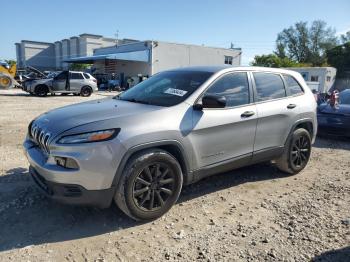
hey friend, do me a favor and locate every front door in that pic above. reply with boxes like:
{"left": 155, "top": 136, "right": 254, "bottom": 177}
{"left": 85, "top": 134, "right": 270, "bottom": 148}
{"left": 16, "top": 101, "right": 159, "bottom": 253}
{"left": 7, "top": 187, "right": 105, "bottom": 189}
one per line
{"left": 189, "top": 72, "right": 257, "bottom": 169}
{"left": 52, "top": 71, "right": 68, "bottom": 92}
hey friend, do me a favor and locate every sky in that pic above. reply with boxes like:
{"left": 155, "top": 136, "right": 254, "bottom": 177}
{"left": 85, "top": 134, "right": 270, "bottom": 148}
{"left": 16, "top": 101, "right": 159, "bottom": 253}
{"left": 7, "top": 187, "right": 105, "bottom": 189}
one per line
{"left": 1, "top": 0, "right": 350, "bottom": 65}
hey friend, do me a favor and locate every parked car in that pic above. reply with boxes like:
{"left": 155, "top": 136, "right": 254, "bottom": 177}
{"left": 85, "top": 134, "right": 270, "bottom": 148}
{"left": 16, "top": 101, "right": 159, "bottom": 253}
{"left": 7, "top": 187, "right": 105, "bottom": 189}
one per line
{"left": 25, "top": 71, "right": 97, "bottom": 97}
{"left": 23, "top": 66, "right": 317, "bottom": 221}
{"left": 317, "top": 89, "right": 350, "bottom": 137}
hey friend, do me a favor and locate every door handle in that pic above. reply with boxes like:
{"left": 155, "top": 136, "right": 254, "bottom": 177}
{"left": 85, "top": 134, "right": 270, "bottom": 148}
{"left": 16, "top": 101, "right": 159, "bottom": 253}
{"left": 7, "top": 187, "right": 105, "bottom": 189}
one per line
{"left": 241, "top": 111, "right": 255, "bottom": 118}
{"left": 287, "top": 104, "right": 297, "bottom": 109}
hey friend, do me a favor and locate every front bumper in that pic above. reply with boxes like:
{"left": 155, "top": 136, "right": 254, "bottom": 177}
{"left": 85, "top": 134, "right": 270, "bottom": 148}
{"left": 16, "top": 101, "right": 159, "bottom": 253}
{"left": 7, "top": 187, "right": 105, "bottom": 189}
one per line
{"left": 29, "top": 166, "right": 115, "bottom": 208}
{"left": 23, "top": 137, "right": 126, "bottom": 190}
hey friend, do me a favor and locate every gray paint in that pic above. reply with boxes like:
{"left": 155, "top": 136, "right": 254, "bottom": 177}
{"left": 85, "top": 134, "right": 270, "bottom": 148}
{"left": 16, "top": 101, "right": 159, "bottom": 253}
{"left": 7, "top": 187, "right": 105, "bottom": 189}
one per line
{"left": 23, "top": 66, "right": 317, "bottom": 191}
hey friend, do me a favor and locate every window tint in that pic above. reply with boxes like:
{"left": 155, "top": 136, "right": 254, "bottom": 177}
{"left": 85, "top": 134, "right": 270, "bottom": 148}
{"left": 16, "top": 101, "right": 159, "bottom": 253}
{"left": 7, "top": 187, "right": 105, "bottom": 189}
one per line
{"left": 253, "top": 73, "right": 286, "bottom": 101}
{"left": 283, "top": 75, "right": 304, "bottom": 96}
{"left": 55, "top": 71, "right": 68, "bottom": 80}
{"left": 204, "top": 72, "right": 249, "bottom": 107}
{"left": 83, "top": 73, "right": 90, "bottom": 79}
{"left": 71, "top": 73, "right": 84, "bottom": 80}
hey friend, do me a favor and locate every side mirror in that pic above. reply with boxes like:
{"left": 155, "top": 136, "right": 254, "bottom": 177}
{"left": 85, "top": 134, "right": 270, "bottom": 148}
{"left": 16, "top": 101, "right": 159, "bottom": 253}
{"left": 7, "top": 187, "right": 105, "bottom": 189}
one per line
{"left": 195, "top": 94, "right": 226, "bottom": 110}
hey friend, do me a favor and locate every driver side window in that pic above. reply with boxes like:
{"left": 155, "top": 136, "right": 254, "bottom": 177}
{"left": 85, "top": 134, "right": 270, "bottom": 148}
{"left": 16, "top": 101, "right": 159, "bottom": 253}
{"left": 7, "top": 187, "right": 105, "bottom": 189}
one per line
{"left": 55, "top": 71, "right": 68, "bottom": 80}
{"left": 203, "top": 72, "right": 250, "bottom": 108}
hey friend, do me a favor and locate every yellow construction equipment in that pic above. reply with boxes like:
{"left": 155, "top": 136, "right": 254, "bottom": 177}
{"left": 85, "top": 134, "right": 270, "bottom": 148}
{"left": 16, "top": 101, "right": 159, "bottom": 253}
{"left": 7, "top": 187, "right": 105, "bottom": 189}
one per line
{"left": 0, "top": 63, "right": 18, "bottom": 89}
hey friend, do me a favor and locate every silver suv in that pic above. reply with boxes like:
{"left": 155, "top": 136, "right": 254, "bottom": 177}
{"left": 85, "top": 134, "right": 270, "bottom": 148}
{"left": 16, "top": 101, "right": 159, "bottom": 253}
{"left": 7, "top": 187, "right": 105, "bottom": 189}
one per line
{"left": 25, "top": 71, "right": 98, "bottom": 97}
{"left": 23, "top": 66, "right": 317, "bottom": 221}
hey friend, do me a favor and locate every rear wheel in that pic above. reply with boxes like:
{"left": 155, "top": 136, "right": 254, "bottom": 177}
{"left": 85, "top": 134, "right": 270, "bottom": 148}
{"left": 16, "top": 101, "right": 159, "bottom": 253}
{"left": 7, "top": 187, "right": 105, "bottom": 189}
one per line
{"left": 35, "top": 85, "right": 48, "bottom": 97}
{"left": 80, "top": 86, "right": 92, "bottom": 97}
{"left": 115, "top": 149, "right": 183, "bottom": 221}
{"left": 275, "top": 128, "right": 311, "bottom": 174}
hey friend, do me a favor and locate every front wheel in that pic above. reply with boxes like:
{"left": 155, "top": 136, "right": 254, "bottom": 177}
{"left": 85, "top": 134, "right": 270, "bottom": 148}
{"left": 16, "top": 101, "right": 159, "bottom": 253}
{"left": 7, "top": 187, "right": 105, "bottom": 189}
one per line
{"left": 35, "top": 85, "right": 48, "bottom": 97}
{"left": 275, "top": 128, "right": 312, "bottom": 174}
{"left": 115, "top": 149, "right": 183, "bottom": 221}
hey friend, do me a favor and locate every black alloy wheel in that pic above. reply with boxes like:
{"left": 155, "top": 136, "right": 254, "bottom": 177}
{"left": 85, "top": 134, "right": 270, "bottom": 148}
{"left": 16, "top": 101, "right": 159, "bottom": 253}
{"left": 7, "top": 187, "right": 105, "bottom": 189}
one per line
{"left": 116, "top": 149, "right": 183, "bottom": 221}
{"left": 290, "top": 134, "right": 311, "bottom": 169}
{"left": 132, "top": 162, "right": 175, "bottom": 211}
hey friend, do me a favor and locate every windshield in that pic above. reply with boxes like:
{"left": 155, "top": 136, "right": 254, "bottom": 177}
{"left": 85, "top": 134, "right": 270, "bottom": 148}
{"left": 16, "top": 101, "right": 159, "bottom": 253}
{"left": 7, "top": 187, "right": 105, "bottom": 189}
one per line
{"left": 118, "top": 71, "right": 213, "bottom": 107}
{"left": 339, "top": 90, "right": 350, "bottom": 105}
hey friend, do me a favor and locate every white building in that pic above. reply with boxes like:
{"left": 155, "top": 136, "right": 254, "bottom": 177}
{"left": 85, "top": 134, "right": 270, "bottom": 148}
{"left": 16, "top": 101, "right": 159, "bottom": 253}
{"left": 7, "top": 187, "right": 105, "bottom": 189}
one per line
{"left": 15, "top": 35, "right": 242, "bottom": 87}
{"left": 15, "top": 34, "right": 137, "bottom": 70}
{"left": 287, "top": 67, "right": 337, "bottom": 93}
{"left": 66, "top": 40, "right": 241, "bottom": 80}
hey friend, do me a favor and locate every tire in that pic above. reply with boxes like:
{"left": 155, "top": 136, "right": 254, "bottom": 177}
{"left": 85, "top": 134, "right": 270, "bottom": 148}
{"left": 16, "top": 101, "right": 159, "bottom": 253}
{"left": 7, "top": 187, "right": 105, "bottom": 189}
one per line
{"left": 115, "top": 149, "right": 183, "bottom": 221}
{"left": 80, "top": 86, "right": 92, "bottom": 97}
{"left": 35, "top": 85, "right": 48, "bottom": 97}
{"left": 275, "top": 128, "right": 312, "bottom": 174}
{"left": 0, "top": 75, "right": 13, "bottom": 89}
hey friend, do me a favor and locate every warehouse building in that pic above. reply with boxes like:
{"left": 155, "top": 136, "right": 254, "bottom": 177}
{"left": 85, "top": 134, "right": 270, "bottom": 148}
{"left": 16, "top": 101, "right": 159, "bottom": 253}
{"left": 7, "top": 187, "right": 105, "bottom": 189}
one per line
{"left": 15, "top": 34, "right": 242, "bottom": 87}
{"left": 65, "top": 40, "right": 241, "bottom": 78}
{"left": 15, "top": 34, "right": 137, "bottom": 70}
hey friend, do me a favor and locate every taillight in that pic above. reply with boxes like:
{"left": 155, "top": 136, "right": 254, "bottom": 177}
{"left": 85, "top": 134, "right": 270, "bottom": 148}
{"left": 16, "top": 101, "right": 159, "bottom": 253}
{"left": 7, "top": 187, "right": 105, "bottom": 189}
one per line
{"left": 93, "top": 79, "right": 97, "bottom": 83}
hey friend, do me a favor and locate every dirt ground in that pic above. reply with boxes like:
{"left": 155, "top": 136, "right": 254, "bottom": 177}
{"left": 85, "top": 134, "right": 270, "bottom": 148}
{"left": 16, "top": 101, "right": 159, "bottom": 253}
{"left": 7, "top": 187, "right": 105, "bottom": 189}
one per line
{"left": 0, "top": 89, "right": 349, "bottom": 262}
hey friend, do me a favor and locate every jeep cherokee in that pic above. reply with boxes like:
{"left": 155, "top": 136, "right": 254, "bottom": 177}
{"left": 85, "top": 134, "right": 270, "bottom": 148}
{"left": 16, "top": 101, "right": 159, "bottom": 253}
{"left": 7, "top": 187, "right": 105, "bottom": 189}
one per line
{"left": 23, "top": 66, "right": 317, "bottom": 221}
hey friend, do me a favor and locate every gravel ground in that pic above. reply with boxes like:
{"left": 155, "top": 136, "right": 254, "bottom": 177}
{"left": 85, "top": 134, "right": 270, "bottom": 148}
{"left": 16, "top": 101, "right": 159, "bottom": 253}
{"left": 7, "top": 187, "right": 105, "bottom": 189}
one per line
{"left": 0, "top": 89, "right": 349, "bottom": 262}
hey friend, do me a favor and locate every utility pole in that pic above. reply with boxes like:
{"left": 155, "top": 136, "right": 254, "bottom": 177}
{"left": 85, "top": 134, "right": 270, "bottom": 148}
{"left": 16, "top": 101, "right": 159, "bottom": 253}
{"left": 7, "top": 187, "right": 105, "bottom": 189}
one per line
{"left": 115, "top": 30, "right": 119, "bottom": 47}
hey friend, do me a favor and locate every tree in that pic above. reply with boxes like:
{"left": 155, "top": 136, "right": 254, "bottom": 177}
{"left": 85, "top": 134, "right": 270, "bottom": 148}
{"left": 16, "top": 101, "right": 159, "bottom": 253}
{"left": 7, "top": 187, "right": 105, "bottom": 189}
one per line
{"left": 276, "top": 20, "right": 338, "bottom": 66}
{"left": 250, "top": 54, "right": 299, "bottom": 68}
{"left": 327, "top": 42, "right": 350, "bottom": 77}
{"left": 69, "top": 63, "right": 90, "bottom": 71}
{"left": 340, "top": 31, "right": 350, "bottom": 44}
{"left": 5, "top": 59, "right": 16, "bottom": 66}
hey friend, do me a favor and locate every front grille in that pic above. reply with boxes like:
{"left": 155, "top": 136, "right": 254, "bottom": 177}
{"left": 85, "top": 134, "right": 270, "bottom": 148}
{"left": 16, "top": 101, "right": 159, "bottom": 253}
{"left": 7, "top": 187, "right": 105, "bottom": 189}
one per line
{"left": 30, "top": 122, "right": 51, "bottom": 154}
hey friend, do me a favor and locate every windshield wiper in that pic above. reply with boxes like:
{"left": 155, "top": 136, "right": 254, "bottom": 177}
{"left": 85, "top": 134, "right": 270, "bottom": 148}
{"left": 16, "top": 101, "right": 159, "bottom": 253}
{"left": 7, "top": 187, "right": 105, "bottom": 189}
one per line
{"left": 119, "top": 98, "right": 150, "bottom": 105}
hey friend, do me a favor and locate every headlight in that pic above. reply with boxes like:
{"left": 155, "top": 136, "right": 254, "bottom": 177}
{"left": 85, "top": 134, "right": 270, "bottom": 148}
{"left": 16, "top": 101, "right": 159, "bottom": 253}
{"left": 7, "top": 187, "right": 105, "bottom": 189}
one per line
{"left": 57, "top": 129, "right": 120, "bottom": 144}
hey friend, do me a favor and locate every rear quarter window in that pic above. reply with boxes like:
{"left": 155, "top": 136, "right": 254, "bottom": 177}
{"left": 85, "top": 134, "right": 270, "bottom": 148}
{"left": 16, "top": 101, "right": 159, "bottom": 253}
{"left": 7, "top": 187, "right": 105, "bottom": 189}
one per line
{"left": 283, "top": 74, "right": 304, "bottom": 96}
{"left": 253, "top": 72, "right": 286, "bottom": 102}
{"left": 71, "top": 73, "right": 84, "bottom": 80}
{"left": 83, "top": 73, "right": 90, "bottom": 79}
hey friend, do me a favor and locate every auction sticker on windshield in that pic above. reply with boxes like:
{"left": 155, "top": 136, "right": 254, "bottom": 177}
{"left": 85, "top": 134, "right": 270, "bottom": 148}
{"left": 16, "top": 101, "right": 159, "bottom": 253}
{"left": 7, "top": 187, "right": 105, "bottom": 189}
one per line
{"left": 164, "top": 88, "right": 188, "bottom": 97}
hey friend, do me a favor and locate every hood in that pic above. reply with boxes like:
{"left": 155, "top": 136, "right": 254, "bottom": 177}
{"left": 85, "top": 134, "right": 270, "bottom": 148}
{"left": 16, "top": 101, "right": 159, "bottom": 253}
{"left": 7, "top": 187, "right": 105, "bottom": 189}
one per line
{"left": 318, "top": 103, "right": 350, "bottom": 116}
{"left": 32, "top": 78, "right": 52, "bottom": 85}
{"left": 33, "top": 98, "right": 162, "bottom": 137}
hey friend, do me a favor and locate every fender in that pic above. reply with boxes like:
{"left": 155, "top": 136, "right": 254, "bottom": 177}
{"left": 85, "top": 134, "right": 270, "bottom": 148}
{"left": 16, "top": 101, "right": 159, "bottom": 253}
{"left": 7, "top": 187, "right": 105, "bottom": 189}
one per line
{"left": 285, "top": 118, "right": 315, "bottom": 146}
{"left": 111, "top": 139, "right": 192, "bottom": 190}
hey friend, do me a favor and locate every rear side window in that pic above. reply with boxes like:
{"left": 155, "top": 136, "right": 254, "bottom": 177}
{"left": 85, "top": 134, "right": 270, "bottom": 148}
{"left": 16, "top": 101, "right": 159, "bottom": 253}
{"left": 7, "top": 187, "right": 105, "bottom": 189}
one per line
{"left": 283, "top": 75, "right": 304, "bottom": 96}
{"left": 253, "top": 73, "right": 286, "bottom": 102}
{"left": 204, "top": 72, "right": 249, "bottom": 107}
{"left": 71, "top": 73, "right": 84, "bottom": 80}
{"left": 83, "top": 73, "right": 90, "bottom": 79}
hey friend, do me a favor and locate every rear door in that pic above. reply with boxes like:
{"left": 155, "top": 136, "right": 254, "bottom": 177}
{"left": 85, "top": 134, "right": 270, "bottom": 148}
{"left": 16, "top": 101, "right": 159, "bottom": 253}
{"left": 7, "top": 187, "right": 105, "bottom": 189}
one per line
{"left": 252, "top": 72, "right": 299, "bottom": 153}
{"left": 70, "top": 72, "right": 84, "bottom": 92}
{"left": 189, "top": 72, "right": 257, "bottom": 168}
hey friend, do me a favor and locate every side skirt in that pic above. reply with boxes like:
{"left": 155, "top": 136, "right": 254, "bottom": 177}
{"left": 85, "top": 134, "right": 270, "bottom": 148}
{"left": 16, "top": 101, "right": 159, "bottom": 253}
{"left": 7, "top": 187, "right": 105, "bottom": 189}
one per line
{"left": 189, "top": 146, "right": 284, "bottom": 184}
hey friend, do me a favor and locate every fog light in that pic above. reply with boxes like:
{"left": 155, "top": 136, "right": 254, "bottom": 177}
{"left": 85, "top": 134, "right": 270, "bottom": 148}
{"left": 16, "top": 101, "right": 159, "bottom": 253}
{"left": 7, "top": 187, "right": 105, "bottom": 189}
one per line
{"left": 55, "top": 157, "right": 79, "bottom": 169}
